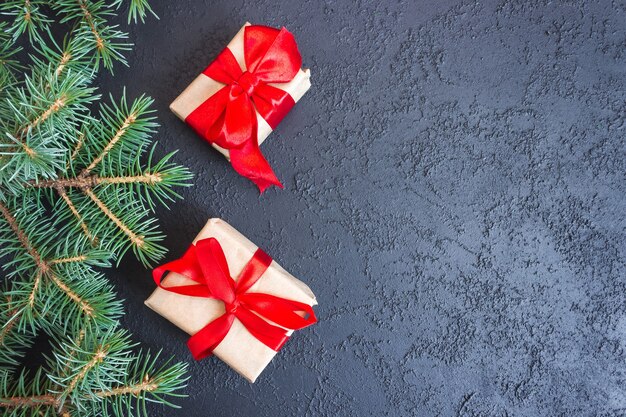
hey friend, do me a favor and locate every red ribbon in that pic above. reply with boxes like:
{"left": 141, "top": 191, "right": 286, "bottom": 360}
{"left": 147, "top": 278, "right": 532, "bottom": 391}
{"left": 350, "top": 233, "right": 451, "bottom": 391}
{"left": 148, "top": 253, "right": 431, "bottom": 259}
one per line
{"left": 153, "top": 238, "right": 317, "bottom": 360}
{"left": 186, "top": 25, "right": 303, "bottom": 192}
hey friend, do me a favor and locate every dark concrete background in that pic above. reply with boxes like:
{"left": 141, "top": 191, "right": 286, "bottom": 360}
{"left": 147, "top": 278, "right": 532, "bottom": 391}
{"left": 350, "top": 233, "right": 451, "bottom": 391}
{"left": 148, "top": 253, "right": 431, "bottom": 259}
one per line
{"left": 98, "top": 0, "right": 625, "bottom": 415}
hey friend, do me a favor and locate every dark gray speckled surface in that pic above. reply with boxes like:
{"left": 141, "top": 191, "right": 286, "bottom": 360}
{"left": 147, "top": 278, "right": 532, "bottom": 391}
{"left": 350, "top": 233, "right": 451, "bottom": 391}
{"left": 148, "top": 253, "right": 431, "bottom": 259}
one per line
{"left": 98, "top": 0, "right": 626, "bottom": 415}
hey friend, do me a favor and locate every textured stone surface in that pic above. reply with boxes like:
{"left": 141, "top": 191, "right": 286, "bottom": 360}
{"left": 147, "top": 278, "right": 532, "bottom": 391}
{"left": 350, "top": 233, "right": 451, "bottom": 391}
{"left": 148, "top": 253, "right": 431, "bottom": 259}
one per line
{"left": 98, "top": 0, "right": 625, "bottom": 415}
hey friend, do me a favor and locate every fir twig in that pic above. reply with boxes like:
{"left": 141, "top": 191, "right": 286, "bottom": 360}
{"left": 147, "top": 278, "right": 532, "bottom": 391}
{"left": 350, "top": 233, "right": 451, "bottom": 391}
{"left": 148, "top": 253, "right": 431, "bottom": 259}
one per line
{"left": 57, "top": 186, "right": 97, "bottom": 244}
{"left": 0, "top": 199, "right": 45, "bottom": 268}
{"left": 0, "top": 2, "right": 189, "bottom": 415}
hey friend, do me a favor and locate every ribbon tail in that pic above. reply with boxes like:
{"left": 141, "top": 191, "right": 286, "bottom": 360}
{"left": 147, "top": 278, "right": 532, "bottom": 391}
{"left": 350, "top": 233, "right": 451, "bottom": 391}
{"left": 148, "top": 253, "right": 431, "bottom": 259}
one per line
{"left": 229, "top": 135, "right": 283, "bottom": 193}
{"left": 187, "top": 313, "right": 235, "bottom": 360}
{"left": 235, "top": 308, "right": 290, "bottom": 351}
{"left": 240, "top": 293, "right": 317, "bottom": 330}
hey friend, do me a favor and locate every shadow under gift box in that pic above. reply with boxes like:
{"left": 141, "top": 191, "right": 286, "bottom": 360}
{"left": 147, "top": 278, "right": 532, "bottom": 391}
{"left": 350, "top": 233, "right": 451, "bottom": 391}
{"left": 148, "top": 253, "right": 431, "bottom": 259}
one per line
{"left": 144, "top": 219, "right": 317, "bottom": 383}
{"left": 169, "top": 22, "right": 312, "bottom": 161}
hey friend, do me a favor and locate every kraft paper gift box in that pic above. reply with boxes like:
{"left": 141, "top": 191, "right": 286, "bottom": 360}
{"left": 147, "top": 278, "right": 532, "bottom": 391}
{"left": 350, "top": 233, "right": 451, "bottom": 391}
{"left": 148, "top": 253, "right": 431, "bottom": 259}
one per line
{"left": 170, "top": 22, "right": 311, "bottom": 191}
{"left": 145, "top": 218, "right": 317, "bottom": 383}
{"left": 170, "top": 23, "right": 311, "bottom": 157}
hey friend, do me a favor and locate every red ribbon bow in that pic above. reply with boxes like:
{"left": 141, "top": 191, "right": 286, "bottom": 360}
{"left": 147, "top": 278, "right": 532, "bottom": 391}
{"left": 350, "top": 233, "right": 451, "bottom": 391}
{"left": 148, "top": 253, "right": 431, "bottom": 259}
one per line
{"left": 153, "top": 238, "right": 317, "bottom": 360}
{"left": 186, "top": 25, "right": 303, "bottom": 192}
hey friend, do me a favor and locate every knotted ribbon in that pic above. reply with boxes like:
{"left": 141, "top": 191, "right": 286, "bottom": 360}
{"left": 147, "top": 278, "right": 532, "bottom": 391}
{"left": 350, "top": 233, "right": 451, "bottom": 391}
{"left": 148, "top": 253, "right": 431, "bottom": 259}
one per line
{"left": 153, "top": 238, "right": 317, "bottom": 360}
{"left": 185, "top": 25, "right": 303, "bottom": 192}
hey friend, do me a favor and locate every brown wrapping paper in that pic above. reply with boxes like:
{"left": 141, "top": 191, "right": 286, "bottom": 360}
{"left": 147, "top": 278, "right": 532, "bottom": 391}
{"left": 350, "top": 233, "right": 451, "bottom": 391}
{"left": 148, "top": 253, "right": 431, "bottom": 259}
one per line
{"left": 144, "top": 218, "right": 317, "bottom": 382}
{"left": 169, "top": 23, "right": 312, "bottom": 160}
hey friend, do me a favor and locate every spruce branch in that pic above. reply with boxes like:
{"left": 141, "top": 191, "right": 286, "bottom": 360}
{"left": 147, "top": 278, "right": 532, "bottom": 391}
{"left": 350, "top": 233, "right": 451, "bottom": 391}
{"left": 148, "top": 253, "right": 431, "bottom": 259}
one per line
{"left": 76, "top": 0, "right": 107, "bottom": 52}
{"left": 0, "top": 2, "right": 190, "bottom": 415}
{"left": 0, "top": 295, "right": 35, "bottom": 371}
{"left": 0, "top": 328, "right": 186, "bottom": 417}
{"left": 0, "top": 0, "right": 52, "bottom": 42}
{"left": 113, "top": 0, "right": 158, "bottom": 24}
{"left": 75, "top": 91, "right": 156, "bottom": 175}
{"left": 82, "top": 105, "right": 140, "bottom": 175}
{"left": 31, "top": 30, "right": 98, "bottom": 81}
{"left": 33, "top": 146, "right": 191, "bottom": 210}
{"left": 84, "top": 187, "right": 145, "bottom": 248}
{"left": 0, "top": 199, "right": 45, "bottom": 269}
{"left": 52, "top": 0, "right": 131, "bottom": 71}
{"left": 92, "top": 352, "right": 188, "bottom": 417}
{"left": 0, "top": 393, "right": 57, "bottom": 409}
{"left": 68, "top": 132, "right": 85, "bottom": 166}
{"left": 0, "top": 69, "right": 97, "bottom": 188}
{"left": 95, "top": 378, "right": 158, "bottom": 398}
{"left": 0, "top": 302, "right": 20, "bottom": 349}
{"left": 3, "top": 0, "right": 156, "bottom": 73}
{"left": 50, "top": 255, "right": 88, "bottom": 265}
{"left": 0, "top": 198, "right": 120, "bottom": 333}
{"left": 0, "top": 368, "right": 56, "bottom": 415}
{"left": 27, "top": 270, "right": 41, "bottom": 308}
{"left": 47, "top": 270, "right": 95, "bottom": 318}
{"left": 34, "top": 173, "right": 161, "bottom": 188}
{"left": 56, "top": 187, "right": 97, "bottom": 244}
{"left": 0, "top": 23, "right": 23, "bottom": 92}
{"left": 22, "top": 92, "right": 193, "bottom": 266}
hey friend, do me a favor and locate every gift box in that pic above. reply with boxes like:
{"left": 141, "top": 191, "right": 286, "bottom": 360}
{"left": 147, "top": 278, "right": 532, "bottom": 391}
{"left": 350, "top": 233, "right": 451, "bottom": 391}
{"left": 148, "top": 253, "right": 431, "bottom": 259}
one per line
{"left": 170, "top": 23, "right": 311, "bottom": 192}
{"left": 145, "top": 218, "right": 317, "bottom": 382}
